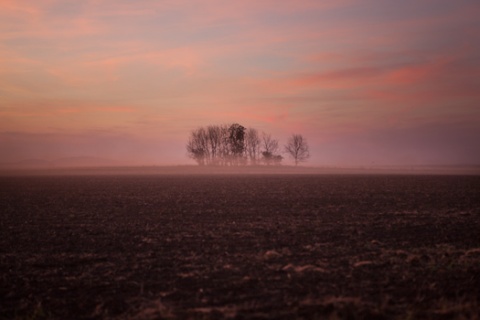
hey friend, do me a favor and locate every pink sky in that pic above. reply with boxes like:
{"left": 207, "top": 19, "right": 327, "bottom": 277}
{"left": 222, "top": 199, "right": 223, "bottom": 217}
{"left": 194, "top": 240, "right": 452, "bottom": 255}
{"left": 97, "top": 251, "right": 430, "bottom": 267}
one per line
{"left": 1, "top": 0, "right": 479, "bottom": 166}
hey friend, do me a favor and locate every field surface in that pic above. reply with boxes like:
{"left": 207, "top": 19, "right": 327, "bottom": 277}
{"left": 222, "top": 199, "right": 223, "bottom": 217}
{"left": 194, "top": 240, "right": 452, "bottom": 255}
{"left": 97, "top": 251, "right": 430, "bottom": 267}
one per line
{"left": 1, "top": 174, "right": 480, "bottom": 319}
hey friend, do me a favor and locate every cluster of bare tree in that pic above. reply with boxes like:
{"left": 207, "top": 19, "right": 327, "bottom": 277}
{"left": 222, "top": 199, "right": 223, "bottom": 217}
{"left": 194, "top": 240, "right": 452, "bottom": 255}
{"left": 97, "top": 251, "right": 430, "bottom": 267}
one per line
{"left": 186, "top": 123, "right": 309, "bottom": 166}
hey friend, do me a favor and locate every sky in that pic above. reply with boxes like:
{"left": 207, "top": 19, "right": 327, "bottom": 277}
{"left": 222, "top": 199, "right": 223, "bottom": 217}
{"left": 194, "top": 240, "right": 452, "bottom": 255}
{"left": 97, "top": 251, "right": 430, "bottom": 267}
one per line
{"left": 1, "top": 0, "right": 479, "bottom": 166}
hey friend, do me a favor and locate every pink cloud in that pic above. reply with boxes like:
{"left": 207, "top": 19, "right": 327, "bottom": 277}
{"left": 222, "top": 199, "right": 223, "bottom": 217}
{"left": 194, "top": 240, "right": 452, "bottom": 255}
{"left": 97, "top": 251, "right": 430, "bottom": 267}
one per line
{"left": 154, "top": 0, "right": 354, "bottom": 27}
{"left": 2, "top": 0, "right": 479, "bottom": 166}
{"left": 384, "top": 55, "right": 455, "bottom": 85}
{"left": 221, "top": 104, "right": 292, "bottom": 125}
{"left": 0, "top": 0, "right": 41, "bottom": 18}
{"left": 55, "top": 106, "right": 136, "bottom": 114}
{"left": 80, "top": 46, "right": 205, "bottom": 77}
{"left": 0, "top": 3, "right": 106, "bottom": 41}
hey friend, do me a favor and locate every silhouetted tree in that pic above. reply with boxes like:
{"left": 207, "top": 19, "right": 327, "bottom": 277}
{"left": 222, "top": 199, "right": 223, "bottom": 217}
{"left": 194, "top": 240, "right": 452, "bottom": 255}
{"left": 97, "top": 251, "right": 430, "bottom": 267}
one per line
{"left": 218, "top": 124, "right": 230, "bottom": 165}
{"left": 261, "top": 132, "right": 282, "bottom": 165}
{"left": 186, "top": 127, "right": 209, "bottom": 165}
{"left": 285, "top": 134, "right": 310, "bottom": 166}
{"left": 186, "top": 124, "right": 289, "bottom": 166}
{"left": 226, "top": 123, "right": 245, "bottom": 165}
{"left": 245, "top": 128, "right": 261, "bottom": 164}
{"left": 207, "top": 125, "right": 222, "bottom": 164}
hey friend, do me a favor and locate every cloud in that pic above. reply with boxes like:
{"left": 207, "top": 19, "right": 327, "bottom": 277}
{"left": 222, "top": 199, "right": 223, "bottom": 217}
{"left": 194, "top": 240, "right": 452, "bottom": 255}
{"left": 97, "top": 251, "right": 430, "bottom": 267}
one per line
{"left": 83, "top": 47, "right": 205, "bottom": 76}
{"left": 1, "top": 0, "right": 479, "bottom": 166}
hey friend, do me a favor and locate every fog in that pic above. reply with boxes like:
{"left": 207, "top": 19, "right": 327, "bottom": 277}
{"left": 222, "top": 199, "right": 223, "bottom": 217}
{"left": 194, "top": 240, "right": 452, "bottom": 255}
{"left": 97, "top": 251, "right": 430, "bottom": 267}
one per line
{"left": 1, "top": 119, "right": 479, "bottom": 173}
{"left": 1, "top": 164, "right": 479, "bottom": 178}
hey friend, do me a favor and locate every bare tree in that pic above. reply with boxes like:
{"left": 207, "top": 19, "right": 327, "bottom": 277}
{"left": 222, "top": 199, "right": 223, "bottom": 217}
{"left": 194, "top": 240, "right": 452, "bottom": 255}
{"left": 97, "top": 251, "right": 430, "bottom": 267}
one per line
{"left": 285, "top": 134, "right": 310, "bottom": 166}
{"left": 218, "top": 124, "right": 231, "bottom": 165}
{"left": 186, "top": 124, "right": 287, "bottom": 167}
{"left": 186, "top": 127, "right": 209, "bottom": 165}
{"left": 261, "top": 132, "right": 281, "bottom": 165}
{"left": 245, "top": 128, "right": 260, "bottom": 165}
{"left": 207, "top": 125, "right": 222, "bottom": 165}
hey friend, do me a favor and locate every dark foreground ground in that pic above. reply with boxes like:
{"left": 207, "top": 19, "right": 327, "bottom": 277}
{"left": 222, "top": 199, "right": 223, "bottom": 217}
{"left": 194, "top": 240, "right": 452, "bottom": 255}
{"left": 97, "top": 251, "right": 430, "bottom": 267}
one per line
{"left": 1, "top": 174, "right": 479, "bottom": 319}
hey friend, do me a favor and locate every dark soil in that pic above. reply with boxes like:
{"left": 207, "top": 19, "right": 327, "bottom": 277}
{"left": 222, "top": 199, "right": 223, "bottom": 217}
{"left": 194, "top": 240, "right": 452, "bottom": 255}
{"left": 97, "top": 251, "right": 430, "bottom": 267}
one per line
{"left": 1, "top": 174, "right": 480, "bottom": 319}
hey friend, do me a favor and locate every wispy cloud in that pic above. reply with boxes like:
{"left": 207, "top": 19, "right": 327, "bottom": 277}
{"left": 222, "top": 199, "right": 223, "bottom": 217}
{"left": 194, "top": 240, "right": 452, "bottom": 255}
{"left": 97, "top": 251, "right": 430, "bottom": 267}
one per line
{"left": 1, "top": 0, "right": 479, "bottom": 165}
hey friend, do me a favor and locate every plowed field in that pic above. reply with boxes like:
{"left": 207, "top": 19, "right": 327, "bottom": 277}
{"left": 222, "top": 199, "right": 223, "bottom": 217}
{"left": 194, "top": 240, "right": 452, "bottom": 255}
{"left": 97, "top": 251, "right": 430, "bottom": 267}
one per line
{"left": 1, "top": 174, "right": 479, "bottom": 319}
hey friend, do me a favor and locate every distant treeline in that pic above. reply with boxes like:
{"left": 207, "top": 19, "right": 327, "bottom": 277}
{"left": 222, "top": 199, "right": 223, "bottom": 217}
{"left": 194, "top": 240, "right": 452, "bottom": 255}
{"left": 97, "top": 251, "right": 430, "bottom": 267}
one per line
{"left": 186, "top": 123, "right": 309, "bottom": 166}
